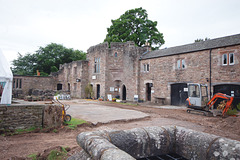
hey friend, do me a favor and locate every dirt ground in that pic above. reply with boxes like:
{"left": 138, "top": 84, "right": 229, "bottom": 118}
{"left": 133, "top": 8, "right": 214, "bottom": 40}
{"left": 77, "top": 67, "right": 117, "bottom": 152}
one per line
{"left": 0, "top": 101, "right": 240, "bottom": 160}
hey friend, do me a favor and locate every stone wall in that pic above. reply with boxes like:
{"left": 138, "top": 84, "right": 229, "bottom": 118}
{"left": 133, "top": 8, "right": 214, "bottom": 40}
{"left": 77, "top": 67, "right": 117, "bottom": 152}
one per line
{"left": 139, "top": 45, "right": 240, "bottom": 104}
{"left": 87, "top": 42, "right": 147, "bottom": 101}
{"left": 13, "top": 75, "right": 56, "bottom": 99}
{"left": 57, "top": 60, "right": 89, "bottom": 98}
{"left": 0, "top": 104, "right": 62, "bottom": 132}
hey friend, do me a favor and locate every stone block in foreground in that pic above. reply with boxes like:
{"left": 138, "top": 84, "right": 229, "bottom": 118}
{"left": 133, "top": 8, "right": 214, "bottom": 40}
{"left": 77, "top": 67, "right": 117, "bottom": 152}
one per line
{"left": 69, "top": 126, "right": 240, "bottom": 160}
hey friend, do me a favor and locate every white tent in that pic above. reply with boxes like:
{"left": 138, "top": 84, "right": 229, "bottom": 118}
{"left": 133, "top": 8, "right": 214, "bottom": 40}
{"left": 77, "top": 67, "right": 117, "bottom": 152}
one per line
{"left": 0, "top": 49, "right": 13, "bottom": 105}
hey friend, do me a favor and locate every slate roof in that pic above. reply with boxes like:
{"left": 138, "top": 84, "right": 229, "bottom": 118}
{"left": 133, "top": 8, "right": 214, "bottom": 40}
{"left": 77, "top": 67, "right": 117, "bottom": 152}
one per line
{"left": 141, "top": 33, "right": 240, "bottom": 60}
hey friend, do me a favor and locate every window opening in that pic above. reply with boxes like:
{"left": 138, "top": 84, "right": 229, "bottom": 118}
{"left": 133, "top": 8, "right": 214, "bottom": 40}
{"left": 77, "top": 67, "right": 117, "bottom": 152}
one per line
{"left": 222, "top": 54, "right": 227, "bottom": 65}
{"left": 94, "top": 58, "right": 100, "bottom": 73}
{"left": 147, "top": 64, "right": 149, "bottom": 71}
{"left": 177, "top": 60, "right": 181, "bottom": 69}
{"left": 19, "top": 79, "right": 22, "bottom": 88}
{"left": 16, "top": 79, "right": 19, "bottom": 88}
{"left": 115, "top": 52, "right": 117, "bottom": 57}
{"left": 182, "top": 59, "right": 185, "bottom": 69}
{"left": 13, "top": 79, "right": 15, "bottom": 88}
{"left": 229, "top": 53, "right": 234, "bottom": 65}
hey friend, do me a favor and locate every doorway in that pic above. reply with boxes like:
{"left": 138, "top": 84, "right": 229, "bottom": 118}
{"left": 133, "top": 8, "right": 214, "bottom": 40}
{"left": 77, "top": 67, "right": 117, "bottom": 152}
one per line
{"left": 122, "top": 85, "right": 126, "bottom": 100}
{"left": 214, "top": 84, "right": 240, "bottom": 108}
{"left": 57, "top": 83, "right": 62, "bottom": 90}
{"left": 68, "top": 83, "right": 70, "bottom": 92}
{"left": 96, "top": 84, "right": 100, "bottom": 99}
{"left": 146, "top": 83, "right": 152, "bottom": 101}
{"left": 171, "top": 83, "right": 188, "bottom": 106}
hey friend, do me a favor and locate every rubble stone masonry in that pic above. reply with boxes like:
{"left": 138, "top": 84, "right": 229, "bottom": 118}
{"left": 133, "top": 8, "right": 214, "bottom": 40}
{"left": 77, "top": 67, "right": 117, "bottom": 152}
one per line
{"left": 139, "top": 45, "right": 240, "bottom": 104}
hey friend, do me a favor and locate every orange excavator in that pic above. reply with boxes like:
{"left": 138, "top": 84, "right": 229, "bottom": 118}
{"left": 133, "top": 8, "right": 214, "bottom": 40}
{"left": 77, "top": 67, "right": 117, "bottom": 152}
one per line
{"left": 185, "top": 83, "right": 234, "bottom": 117}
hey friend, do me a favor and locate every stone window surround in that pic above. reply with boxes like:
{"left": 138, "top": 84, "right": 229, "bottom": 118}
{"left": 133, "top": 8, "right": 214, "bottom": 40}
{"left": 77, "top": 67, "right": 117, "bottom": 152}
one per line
{"left": 13, "top": 78, "right": 22, "bottom": 89}
{"left": 94, "top": 57, "right": 100, "bottom": 73}
{"left": 143, "top": 63, "right": 150, "bottom": 72}
{"left": 222, "top": 53, "right": 235, "bottom": 66}
{"left": 176, "top": 59, "right": 186, "bottom": 69}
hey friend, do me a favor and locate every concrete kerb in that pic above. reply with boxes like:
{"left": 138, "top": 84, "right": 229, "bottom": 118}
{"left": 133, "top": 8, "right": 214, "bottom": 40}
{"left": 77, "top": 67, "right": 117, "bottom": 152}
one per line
{"left": 69, "top": 126, "right": 240, "bottom": 160}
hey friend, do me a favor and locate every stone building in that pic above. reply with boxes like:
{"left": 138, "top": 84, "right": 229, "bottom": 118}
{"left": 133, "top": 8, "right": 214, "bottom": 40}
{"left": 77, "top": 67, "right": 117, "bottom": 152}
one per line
{"left": 139, "top": 34, "right": 240, "bottom": 105}
{"left": 86, "top": 42, "right": 147, "bottom": 101}
{"left": 54, "top": 60, "right": 89, "bottom": 98}
{"left": 12, "top": 33, "right": 240, "bottom": 106}
{"left": 12, "top": 75, "right": 55, "bottom": 99}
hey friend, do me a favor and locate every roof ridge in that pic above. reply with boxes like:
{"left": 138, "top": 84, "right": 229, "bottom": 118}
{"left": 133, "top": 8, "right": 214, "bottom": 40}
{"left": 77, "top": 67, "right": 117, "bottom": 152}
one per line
{"left": 141, "top": 33, "right": 240, "bottom": 60}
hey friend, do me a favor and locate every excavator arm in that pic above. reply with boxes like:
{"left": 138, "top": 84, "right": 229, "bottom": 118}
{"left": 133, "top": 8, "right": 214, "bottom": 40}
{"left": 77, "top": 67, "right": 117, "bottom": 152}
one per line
{"left": 207, "top": 93, "right": 234, "bottom": 116}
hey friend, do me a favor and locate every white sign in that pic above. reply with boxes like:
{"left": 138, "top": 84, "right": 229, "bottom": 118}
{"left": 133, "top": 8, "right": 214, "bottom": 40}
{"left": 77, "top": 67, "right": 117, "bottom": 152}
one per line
{"left": 92, "top": 75, "right": 96, "bottom": 79}
{"left": 151, "top": 90, "right": 154, "bottom": 93}
{"left": 184, "top": 88, "right": 188, "bottom": 92}
{"left": 231, "top": 91, "right": 234, "bottom": 97}
{"left": 134, "top": 95, "right": 138, "bottom": 102}
{"left": 110, "top": 87, "right": 114, "bottom": 92}
{"left": 107, "top": 94, "right": 112, "bottom": 101}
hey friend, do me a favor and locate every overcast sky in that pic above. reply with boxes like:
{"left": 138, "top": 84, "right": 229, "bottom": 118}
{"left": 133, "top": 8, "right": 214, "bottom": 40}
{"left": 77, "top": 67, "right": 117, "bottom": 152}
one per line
{"left": 1, "top": 0, "right": 240, "bottom": 65}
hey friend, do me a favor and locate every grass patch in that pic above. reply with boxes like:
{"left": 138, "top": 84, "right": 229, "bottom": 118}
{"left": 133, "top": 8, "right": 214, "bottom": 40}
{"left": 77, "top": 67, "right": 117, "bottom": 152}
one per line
{"left": 47, "top": 147, "right": 68, "bottom": 160}
{"left": 15, "top": 126, "right": 37, "bottom": 134}
{"left": 27, "top": 153, "right": 38, "bottom": 160}
{"left": 227, "top": 108, "right": 238, "bottom": 116}
{"left": 64, "top": 118, "right": 87, "bottom": 129}
{"left": 107, "top": 101, "right": 138, "bottom": 106}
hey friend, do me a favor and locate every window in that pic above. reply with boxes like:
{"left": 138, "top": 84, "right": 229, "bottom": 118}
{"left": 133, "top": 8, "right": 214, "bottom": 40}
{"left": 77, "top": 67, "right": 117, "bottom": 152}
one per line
{"left": 229, "top": 53, "right": 234, "bottom": 65}
{"left": 222, "top": 53, "right": 235, "bottom": 66}
{"left": 177, "top": 60, "right": 181, "bottom": 69}
{"left": 147, "top": 64, "right": 149, "bottom": 71}
{"left": 177, "top": 59, "right": 186, "bottom": 69}
{"left": 115, "top": 52, "right": 117, "bottom": 57}
{"left": 182, "top": 59, "right": 185, "bottom": 69}
{"left": 143, "top": 63, "right": 150, "bottom": 72}
{"left": 19, "top": 79, "right": 22, "bottom": 88}
{"left": 94, "top": 58, "right": 100, "bottom": 73}
{"left": 13, "top": 78, "right": 22, "bottom": 89}
{"left": 222, "top": 54, "right": 227, "bottom": 65}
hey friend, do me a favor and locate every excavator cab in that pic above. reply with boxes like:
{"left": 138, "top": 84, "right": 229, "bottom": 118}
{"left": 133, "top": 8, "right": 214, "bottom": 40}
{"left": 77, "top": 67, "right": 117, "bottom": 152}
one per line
{"left": 186, "top": 83, "right": 208, "bottom": 110}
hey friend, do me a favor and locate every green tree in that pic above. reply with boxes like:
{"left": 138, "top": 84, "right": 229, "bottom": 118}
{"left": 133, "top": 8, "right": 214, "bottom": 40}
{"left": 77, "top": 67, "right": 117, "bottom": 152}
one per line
{"left": 194, "top": 37, "right": 210, "bottom": 42}
{"left": 12, "top": 43, "right": 86, "bottom": 76}
{"left": 12, "top": 52, "right": 38, "bottom": 75}
{"left": 104, "top": 7, "right": 164, "bottom": 50}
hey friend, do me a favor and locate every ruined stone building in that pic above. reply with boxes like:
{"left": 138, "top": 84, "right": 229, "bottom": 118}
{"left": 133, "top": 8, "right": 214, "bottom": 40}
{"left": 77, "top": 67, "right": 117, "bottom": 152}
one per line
{"left": 13, "top": 33, "right": 240, "bottom": 106}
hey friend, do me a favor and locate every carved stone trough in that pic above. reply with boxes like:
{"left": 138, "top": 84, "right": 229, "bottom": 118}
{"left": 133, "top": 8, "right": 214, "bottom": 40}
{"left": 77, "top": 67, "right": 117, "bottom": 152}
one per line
{"left": 68, "top": 126, "right": 240, "bottom": 160}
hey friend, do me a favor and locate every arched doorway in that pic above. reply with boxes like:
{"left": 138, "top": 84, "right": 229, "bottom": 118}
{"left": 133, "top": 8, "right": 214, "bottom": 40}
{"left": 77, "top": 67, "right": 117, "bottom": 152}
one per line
{"left": 122, "top": 85, "right": 126, "bottom": 100}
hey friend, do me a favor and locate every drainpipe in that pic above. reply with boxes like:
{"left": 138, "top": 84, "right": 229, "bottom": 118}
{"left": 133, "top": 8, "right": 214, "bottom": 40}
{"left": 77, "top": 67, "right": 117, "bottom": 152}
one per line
{"left": 209, "top": 49, "right": 212, "bottom": 98}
